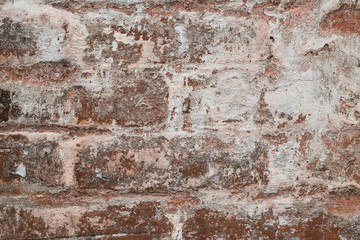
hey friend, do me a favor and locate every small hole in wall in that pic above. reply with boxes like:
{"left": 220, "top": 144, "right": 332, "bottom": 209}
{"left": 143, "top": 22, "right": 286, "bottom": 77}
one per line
{"left": 269, "top": 36, "right": 275, "bottom": 42}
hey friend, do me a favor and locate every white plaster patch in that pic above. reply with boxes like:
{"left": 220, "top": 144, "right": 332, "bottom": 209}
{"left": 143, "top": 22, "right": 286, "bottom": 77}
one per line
{"left": 95, "top": 168, "right": 103, "bottom": 179}
{"left": 174, "top": 24, "right": 190, "bottom": 56}
{"left": 278, "top": 215, "right": 289, "bottom": 226}
{"left": 15, "top": 163, "right": 26, "bottom": 177}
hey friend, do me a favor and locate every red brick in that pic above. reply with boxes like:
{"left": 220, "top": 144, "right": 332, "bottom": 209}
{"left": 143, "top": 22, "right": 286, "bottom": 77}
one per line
{"left": 1, "top": 0, "right": 360, "bottom": 238}
{"left": 320, "top": 4, "right": 360, "bottom": 35}
{"left": 307, "top": 130, "right": 360, "bottom": 183}
{"left": 51, "top": 1, "right": 137, "bottom": 15}
{"left": 0, "top": 18, "right": 36, "bottom": 60}
{"left": 182, "top": 207, "right": 360, "bottom": 239}
{"left": 182, "top": 209, "right": 249, "bottom": 239}
{"left": 2, "top": 69, "right": 168, "bottom": 127}
{"left": 63, "top": 70, "right": 168, "bottom": 126}
{"left": 0, "top": 192, "right": 173, "bottom": 239}
{"left": 78, "top": 202, "right": 172, "bottom": 237}
{"left": 0, "top": 134, "right": 63, "bottom": 186}
{"left": 74, "top": 136, "right": 269, "bottom": 191}
{"left": 0, "top": 60, "right": 79, "bottom": 86}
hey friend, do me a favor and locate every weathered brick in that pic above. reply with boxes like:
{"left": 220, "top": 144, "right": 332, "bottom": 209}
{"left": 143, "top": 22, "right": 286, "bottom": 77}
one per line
{"left": 307, "top": 129, "right": 360, "bottom": 183}
{"left": 0, "top": 60, "right": 79, "bottom": 85}
{"left": 65, "top": 70, "right": 168, "bottom": 126}
{"left": 74, "top": 136, "right": 269, "bottom": 191}
{"left": 1, "top": 68, "right": 168, "bottom": 127}
{"left": 50, "top": 1, "right": 137, "bottom": 15}
{"left": 0, "top": 192, "right": 173, "bottom": 239}
{"left": 320, "top": 4, "right": 360, "bottom": 35}
{"left": 182, "top": 207, "right": 360, "bottom": 239}
{"left": 0, "top": 17, "right": 36, "bottom": 60}
{"left": 1, "top": 0, "right": 360, "bottom": 238}
{"left": 182, "top": 208, "right": 249, "bottom": 239}
{"left": 0, "top": 134, "right": 63, "bottom": 186}
{"left": 78, "top": 202, "right": 172, "bottom": 237}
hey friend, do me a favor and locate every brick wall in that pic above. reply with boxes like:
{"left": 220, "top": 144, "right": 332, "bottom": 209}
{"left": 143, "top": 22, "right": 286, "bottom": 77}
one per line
{"left": 1, "top": 0, "right": 360, "bottom": 239}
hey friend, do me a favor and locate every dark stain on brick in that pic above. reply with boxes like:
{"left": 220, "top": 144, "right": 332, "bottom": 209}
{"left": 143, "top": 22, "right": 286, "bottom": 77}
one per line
{"left": 0, "top": 89, "right": 21, "bottom": 122}
{"left": 0, "top": 17, "right": 36, "bottom": 59}
{"left": 182, "top": 97, "right": 191, "bottom": 114}
{"left": 0, "top": 89, "right": 11, "bottom": 122}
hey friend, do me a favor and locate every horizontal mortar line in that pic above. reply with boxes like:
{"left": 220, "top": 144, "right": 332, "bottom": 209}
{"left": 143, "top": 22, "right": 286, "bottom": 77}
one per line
{"left": 1, "top": 120, "right": 359, "bottom": 137}
{"left": 0, "top": 186, "right": 333, "bottom": 199}
{"left": 0, "top": 125, "right": 358, "bottom": 140}
{"left": 77, "top": 62, "right": 266, "bottom": 72}
{"left": 0, "top": 124, "right": 112, "bottom": 134}
{"left": 34, "top": 232, "right": 164, "bottom": 240}
{"left": 0, "top": 188, "right": 201, "bottom": 197}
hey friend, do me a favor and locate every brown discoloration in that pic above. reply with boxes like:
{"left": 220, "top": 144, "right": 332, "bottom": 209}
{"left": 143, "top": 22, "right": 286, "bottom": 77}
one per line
{"left": 254, "top": 90, "right": 274, "bottom": 125}
{"left": 0, "top": 18, "right": 36, "bottom": 59}
{"left": 262, "top": 133, "right": 288, "bottom": 146}
{"left": 182, "top": 97, "right": 191, "bottom": 114}
{"left": 297, "top": 132, "right": 313, "bottom": 159}
{"left": 311, "top": 130, "right": 360, "bottom": 183}
{"left": 0, "top": 134, "right": 63, "bottom": 186}
{"left": 294, "top": 113, "right": 307, "bottom": 124}
{"left": 0, "top": 60, "right": 79, "bottom": 85}
{"left": 0, "top": 124, "right": 111, "bottom": 136}
{"left": 144, "top": 0, "right": 230, "bottom": 16}
{"left": 321, "top": 4, "right": 360, "bottom": 35}
{"left": 51, "top": 1, "right": 137, "bottom": 15}
{"left": 182, "top": 97, "right": 193, "bottom": 132}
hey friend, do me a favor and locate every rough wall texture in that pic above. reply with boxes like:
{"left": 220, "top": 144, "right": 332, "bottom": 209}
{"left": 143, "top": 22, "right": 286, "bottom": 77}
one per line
{"left": 1, "top": 0, "right": 360, "bottom": 239}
